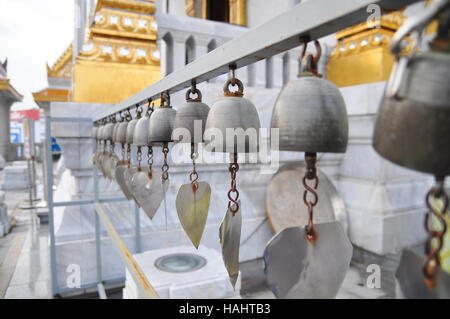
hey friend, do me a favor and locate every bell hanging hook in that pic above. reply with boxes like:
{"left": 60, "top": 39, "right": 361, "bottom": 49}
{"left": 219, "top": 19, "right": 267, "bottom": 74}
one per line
{"left": 299, "top": 37, "right": 322, "bottom": 76}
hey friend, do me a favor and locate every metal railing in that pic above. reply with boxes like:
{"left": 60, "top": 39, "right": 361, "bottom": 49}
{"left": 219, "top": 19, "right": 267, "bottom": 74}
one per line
{"left": 93, "top": 0, "right": 421, "bottom": 122}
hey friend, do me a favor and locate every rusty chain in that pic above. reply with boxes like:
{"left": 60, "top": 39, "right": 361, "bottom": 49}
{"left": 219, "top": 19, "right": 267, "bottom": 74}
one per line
{"left": 147, "top": 146, "right": 153, "bottom": 179}
{"left": 190, "top": 143, "right": 199, "bottom": 192}
{"left": 228, "top": 153, "right": 240, "bottom": 216}
{"left": 162, "top": 143, "right": 169, "bottom": 181}
{"left": 423, "top": 177, "right": 449, "bottom": 287}
{"left": 137, "top": 146, "right": 142, "bottom": 171}
{"left": 303, "top": 152, "right": 319, "bottom": 241}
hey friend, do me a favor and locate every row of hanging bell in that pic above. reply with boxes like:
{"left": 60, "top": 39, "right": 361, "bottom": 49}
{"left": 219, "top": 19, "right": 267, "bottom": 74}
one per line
{"left": 265, "top": 39, "right": 352, "bottom": 299}
{"left": 373, "top": 0, "right": 450, "bottom": 297}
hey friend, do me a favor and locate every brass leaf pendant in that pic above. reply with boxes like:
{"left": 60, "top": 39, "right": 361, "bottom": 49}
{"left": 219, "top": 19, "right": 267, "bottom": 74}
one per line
{"left": 219, "top": 200, "right": 242, "bottom": 289}
{"left": 176, "top": 181, "right": 211, "bottom": 249}
{"left": 130, "top": 170, "right": 169, "bottom": 220}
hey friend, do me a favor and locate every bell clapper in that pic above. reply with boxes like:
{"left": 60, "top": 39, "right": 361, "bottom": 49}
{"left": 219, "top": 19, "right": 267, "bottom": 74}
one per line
{"left": 423, "top": 176, "right": 449, "bottom": 288}
{"left": 228, "top": 153, "right": 240, "bottom": 217}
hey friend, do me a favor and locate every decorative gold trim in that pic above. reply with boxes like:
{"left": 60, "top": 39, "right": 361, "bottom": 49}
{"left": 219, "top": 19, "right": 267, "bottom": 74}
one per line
{"left": 229, "top": 0, "right": 246, "bottom": 26}
{"left": 186, "top": 0, "right": 196, "bottom": 17}
{"left": 32, "top": 88, "right": 70, "bottom": 102}
{"left": 47, "top": 44, "right": 73, "bottom": 79}
{"left": 335, "top": 11, "right": 406, "bottom": 40}
{"left": 327, "top": 11, "right": 410, "bottom": 88}
{"left": 78, "top": 37, "right": 160, "bottom": 65}
{"left": 0, "top": 78, "right": 24, "bottom": 101}
{"left": 96, "top": 0, "right": 156, "bottom": 15}
{"left": 202, "top": 0, "right": 208, "bottom": 20}
{"left": 91, "top": 8, "right": 157, "bottom": 41}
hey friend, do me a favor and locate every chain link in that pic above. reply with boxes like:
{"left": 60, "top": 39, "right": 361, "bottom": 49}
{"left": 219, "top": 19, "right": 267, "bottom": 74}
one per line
{"left": 228, "top": 153, "right": 240, "bottom": 216}
{"left": 190, "top": 144, "right": 199, "bottom": 191}
{"left": 126, "top": 143, "right": 131, "bottom": 168}
{"left": 162, "top": 143, "right": 169, "bottom": 181}
{"left": 302, "top": 152, "right": 319, "bottom": 241}
{"left": 423, "top": 178, "right": 449, "bottom": 287}
{"left": 137, "top": 146, "right": 142, "bottom": 171}
{"left": 147, "top": 146, "right": 153, "bottom": 179}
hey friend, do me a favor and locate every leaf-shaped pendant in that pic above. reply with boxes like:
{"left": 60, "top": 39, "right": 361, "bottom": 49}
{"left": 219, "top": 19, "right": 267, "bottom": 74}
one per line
{"left": 176, "top": 181, "right": 211, "bottom": 248}
{"left": 263, "top": 221, "right": 352, "bottom": 299}
{"left": 115, "top": 164, "right": 133, "bottom": 200}
{"left": 130, "top": 170, "right": 169, "bottom": 220}
{"left": 124, "top": 166, "right": 140, "bottom": 207}
{"left": 219, "top": 201, "right": 242, "bottom": 289}
{"left": 109, "top": 155, "right": 119, "bottom": 180}
{"left": 395, "top": 249, "right": 450, "bottom": 298}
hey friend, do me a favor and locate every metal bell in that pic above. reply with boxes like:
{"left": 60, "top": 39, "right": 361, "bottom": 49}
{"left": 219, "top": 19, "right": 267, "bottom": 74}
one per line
{"left": 133, "top": 115, "right": 150, "bottom": 147}
{"left": 271, "top": 47, "right": 348, "bottom": 153}
{"left": 148, "top": 95, "right": 176, "bottom": 145}
{"left": 204, "top": 77, "right": 260, "bottom": 153}
{"left": 116, "top": 121, "right": 128, "bottom": 145}
{"left": 126, "top": 115, "right": 140, "bottom": 145}
{"left": 103, "top": 122, "right": 115, "bottom": 142}
{"left": 172, "top": 87, "right": 210, "bottom": 143}
{"left": 374, "top": 44, "right": 450, "bottom": 175}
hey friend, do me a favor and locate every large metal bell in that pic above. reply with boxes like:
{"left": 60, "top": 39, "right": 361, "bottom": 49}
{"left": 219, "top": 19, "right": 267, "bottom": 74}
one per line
{"left": 204, "top": 78, "right": 260, "bottom": 153}
{"left": 148, "top": 101, "right": 176, "bottom": 145}
{"left": 373, "top": 51, "right": 450, "bottom": 176}
{"left": 271, "top": 56, "right": 348, "bottom": 153}
{"left": 172, "top": 88, "right": 210, "bottom": 143}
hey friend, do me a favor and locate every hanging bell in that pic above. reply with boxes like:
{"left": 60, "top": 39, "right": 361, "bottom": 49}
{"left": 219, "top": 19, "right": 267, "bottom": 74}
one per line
{"left": 173, "top": 85, "right": 211, "bottom": 249}
{"left": 204, "top": 66, "right": 260, "bottom": 288}
{"left": 172, "top": 86, "right": 210, "bottom": 143}
{"left": 101, "top": 120, "right": 115, "bottom": 179}
{"left": 148, "top": 93, "right": 176, "bottom": 146}
{"left": 265, "top": 40, "right": 351, "bottom": 299}
{"left": 373, "top": 1, "right": 450, "bottom": 288}
{"left": 129, "top": 101, "right": 168, "bottom": 220}
{"left": 373, "top": 1, "right": 450, "bottom": 176}
{"left": 204, "top": 68, "right": 260, "bottom": 153}
{"left": 271, "top": 41, "right": 348, "bottom": 153}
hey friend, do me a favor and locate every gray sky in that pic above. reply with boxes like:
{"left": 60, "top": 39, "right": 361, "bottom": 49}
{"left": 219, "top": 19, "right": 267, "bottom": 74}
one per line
{"left": 0, "top": 0, "right": 74, "bottom": 110}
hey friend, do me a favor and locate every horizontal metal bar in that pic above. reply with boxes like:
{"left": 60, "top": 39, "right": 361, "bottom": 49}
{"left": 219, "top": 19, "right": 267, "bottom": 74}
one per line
{"left": 94, "top": 0, "right": 421, "bottom": 122}
{"left": 53, "top": 197, "right": 127, "bottom": 208}
{"left": 95, "top": 202, "right": 159, "bottom": 299}
{"left": 50, "top": 117, "right": 93, "bottom": 123}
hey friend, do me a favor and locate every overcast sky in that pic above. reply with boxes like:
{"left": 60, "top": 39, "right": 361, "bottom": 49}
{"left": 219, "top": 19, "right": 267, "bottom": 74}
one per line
{"left": 0, "top": 0, "right": 74, "bottom": 110}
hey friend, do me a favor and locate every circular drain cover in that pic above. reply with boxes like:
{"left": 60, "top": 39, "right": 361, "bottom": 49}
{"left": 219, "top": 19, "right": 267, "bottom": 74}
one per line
{"left": 155, "top": 253, "right": 207, "bottom": 273}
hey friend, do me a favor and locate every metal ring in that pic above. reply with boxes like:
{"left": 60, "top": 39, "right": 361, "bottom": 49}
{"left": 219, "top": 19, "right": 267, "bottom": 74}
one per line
{"left": 185, "top": 88, "right": 202, "bottom": 102}
{"left": 223, "top": 78, "right": 244, "bottom": 97}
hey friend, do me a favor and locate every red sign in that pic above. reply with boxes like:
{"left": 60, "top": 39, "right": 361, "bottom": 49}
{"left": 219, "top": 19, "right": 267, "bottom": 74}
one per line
{"left": 10, "top": 109, "right": 40, "bottom": 122}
